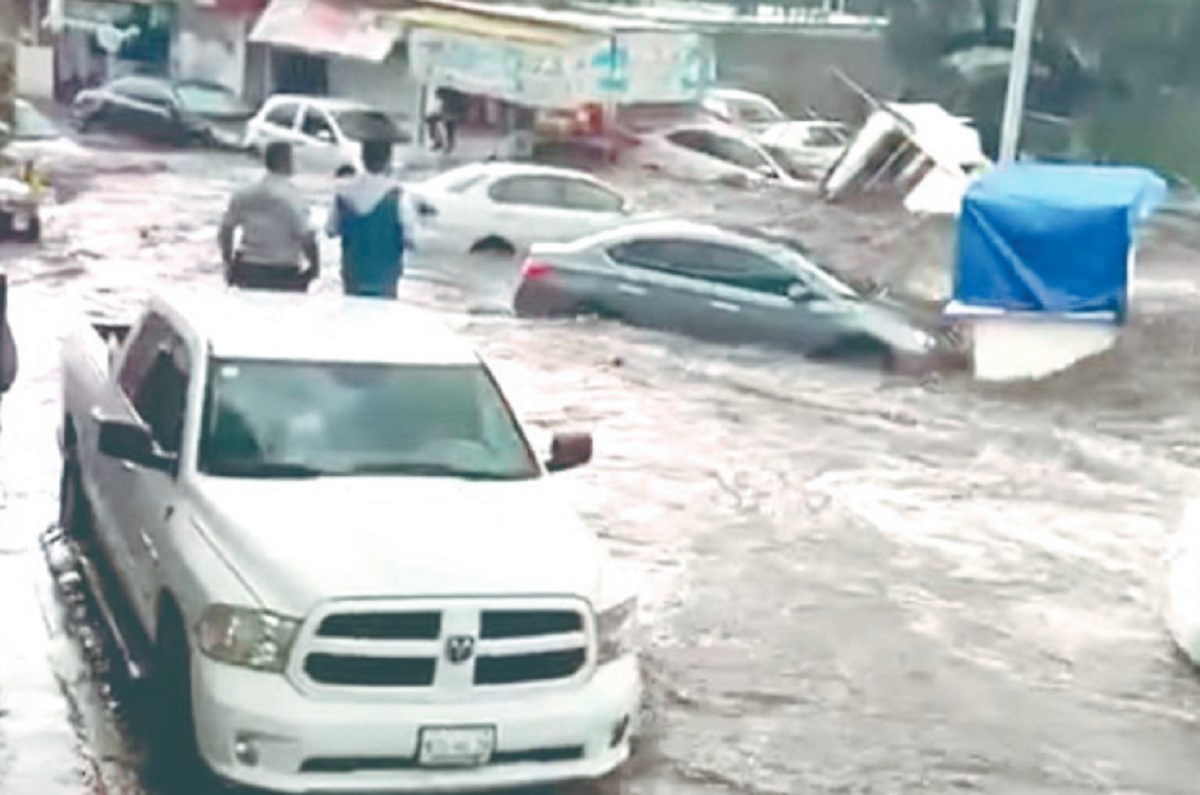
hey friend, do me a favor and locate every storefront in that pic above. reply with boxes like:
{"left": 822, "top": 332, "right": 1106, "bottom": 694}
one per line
{"left": 248, "top": 0, "right": 403, "bottom": 100}
{"left": 45, "top": 0, "right": 174, "bottom": 99}
{"left": 403, "top": 6, "right": 715, "bottom": 110}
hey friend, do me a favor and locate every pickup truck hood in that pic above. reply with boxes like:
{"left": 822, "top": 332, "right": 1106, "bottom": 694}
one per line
{"left": 192, "top": 476, "right": 604, "bottom": 618}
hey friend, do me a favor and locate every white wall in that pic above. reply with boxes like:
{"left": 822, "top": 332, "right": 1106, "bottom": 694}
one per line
{"left": 17, "top": 45, "right": 54, "bottom": 98}
{"left": 172, "top": 5, "right": 246, "bottom": 96}
{"left": 327, "top": 51, "right": 417, "bottom": 117}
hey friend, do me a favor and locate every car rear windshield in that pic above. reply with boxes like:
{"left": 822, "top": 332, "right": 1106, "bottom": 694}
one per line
{"left": 198, "top": 359, "right": 540, "bottom": 480}
{"left": 334, "top": 110, "right": 407, "bottom": 142}
{"left": 177, "top": 84, "right": 249, "bottom": 117}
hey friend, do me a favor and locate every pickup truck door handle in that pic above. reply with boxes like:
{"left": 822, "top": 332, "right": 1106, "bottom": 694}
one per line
{"left": 710, "top": 300, "right": 741, "bottom": 313}
{"left": 617, "top": 283, "right": 648, "bottom": 296}
{"left": 139, "top": 529, "right": 158, "bottom": 562}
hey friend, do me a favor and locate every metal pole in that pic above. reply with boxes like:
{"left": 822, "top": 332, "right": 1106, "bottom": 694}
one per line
{"left": 998, "top": 0, "right": 1040, "bottom": 163}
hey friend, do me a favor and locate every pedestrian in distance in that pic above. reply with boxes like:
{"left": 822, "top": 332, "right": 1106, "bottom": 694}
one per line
{"left": 0, "top": 273, "right": 19, "bottom": 437}
{"left": 218, "top": 141, "right": 320, "bottom": 292}
{"left": 325, "top": 140, "right": 406, "bottom": 299}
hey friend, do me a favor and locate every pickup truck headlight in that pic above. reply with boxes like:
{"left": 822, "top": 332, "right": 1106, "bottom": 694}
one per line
{"left": 195, "top": 604, "right": 300, "bottom": 673}
{"left": 596, "top": 596, "right": 638, "bottom": 665}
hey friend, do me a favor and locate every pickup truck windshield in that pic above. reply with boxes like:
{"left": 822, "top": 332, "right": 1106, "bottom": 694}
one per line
{"left": 198, "top": 359, "right": 541, "bottom": 480}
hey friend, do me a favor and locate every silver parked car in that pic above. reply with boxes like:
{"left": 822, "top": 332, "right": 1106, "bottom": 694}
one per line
{"left": 512, "top": 220, "right": 966, "bottom": 372}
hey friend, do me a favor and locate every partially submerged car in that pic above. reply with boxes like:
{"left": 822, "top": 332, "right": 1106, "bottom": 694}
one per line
{"left": 628, "top": 122, "right": 819, "bottom": 189}
{"left": 513, "top": 219, "right": 966, "bottom": 373}
{"left": 58, "top": 288, "right": 641, "bottom": 792}
{"left": 700, "top": 87, "right": 788, "bottom": 132}
{"left": 243, "top": 95, "right": 412, "bottom": 175}
{"left": 755, "top": 120, "right": 850, "bottom": 181}
{"left": 72, "top": 76, "right": 253, "bottom": 149}
{"left": 403, "top": 161, "right": 646, "bottom": 258}
{"left": 6, "top": 98, "right": 88, "bottom": 163}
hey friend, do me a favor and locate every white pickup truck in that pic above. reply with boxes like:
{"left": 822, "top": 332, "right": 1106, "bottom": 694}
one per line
{"left": 57, "top": 289, "right": 641, "bottom": 793}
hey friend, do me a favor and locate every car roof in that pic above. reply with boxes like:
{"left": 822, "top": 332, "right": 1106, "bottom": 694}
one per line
{"left": 427, "top": 160, "right": 617, "bottom": 186}
{"left": 152, "top": 289, "right": 479, "bottom": 366}
{"left": 583, "top": 217, "right": 733, "bottom": 243}
{"left": 706, "top": 87, "right": 777, "bottom": 105}
{"left": 657, "top": 121, "right": 756, "bottom": 140}
{"left": 263, "top": 94, "right": 374, "bottom": 111}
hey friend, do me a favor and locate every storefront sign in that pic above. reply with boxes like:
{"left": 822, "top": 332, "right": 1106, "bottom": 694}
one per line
{"left": 410, "top": 25, "right": 714, "bottom": 108}
{"left": 409, "top": 27, "right": 585, "bottom": 108}
{"left": 588, "top": 32, "right": 714, "bottom": 104}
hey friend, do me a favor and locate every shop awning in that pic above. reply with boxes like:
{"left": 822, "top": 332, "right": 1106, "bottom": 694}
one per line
{"left": 248, "top": 0, "right": 401, "bottom": 63}
{"left": 391, "top": 6, "right": 601, "bottom": 49}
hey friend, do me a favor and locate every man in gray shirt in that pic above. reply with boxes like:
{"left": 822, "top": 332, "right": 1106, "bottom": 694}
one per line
{"left": 219, "top": 142, "right": 320, "bottom": 292}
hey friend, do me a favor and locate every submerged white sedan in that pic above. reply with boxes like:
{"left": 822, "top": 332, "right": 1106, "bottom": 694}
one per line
{"left": 402, "top": 161, "right": 644, "bottom": 258}
{"left": 1165, "top": 500, "right": 1200, "bottom": 664}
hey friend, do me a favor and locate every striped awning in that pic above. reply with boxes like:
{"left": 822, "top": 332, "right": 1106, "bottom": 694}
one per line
{"left": 249, "top": 0, "right": 401, "bottom": 63}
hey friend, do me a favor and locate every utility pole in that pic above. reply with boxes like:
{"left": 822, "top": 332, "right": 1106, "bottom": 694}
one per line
{"left": 0, "top": 0, "right": 19, "bottom": 126}
{"left": 997, "top": 0, "right": 1040, "bottom": 163}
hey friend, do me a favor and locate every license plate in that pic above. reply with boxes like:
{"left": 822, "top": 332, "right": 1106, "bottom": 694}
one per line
{"left": 10, "top": 213, "right": 28, "bottom": 232}
{"left": 417, "top": 726, "right": 495, "bottom": 768}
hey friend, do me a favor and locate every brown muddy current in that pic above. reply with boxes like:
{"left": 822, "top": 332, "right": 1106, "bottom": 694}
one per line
{"left": 2, "top": 144, "right": 1200, "bottom": 795}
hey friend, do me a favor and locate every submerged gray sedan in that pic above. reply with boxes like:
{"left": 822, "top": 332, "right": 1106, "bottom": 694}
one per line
{"left": 512, "top": 220, "right": 967, "bottom": 372}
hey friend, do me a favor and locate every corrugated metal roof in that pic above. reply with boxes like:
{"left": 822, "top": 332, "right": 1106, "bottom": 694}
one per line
{"left": 390, "top": 6, "right": 603, "bottom": 48}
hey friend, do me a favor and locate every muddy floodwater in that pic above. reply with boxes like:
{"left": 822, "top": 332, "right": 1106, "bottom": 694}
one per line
{"left": 3, "top": 143, "right": 1200, "bottom": 795}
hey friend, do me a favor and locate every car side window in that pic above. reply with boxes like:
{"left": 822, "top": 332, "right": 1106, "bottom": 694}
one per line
{"left": 301, "top": 107, "right": 336, "bottom": 142}
{"left": 702, "top": 133, "right": 772, "bottom": 172}
{"left": 558, "top": 179, "right": 624, "bottom": 213}
{"left": 609, "top": 239, "right": 794, "bottom": 294}
{"left": 737, "top": 99, "right": 780, "bottom": 124}
{"left": 488, "top": 176, "right": 559, "bottom": 207}
{"left": 128, "top": 332, "right": 191, "bottom": 456}
{"left": 703, "top": 243, "right": 797, "bottom": 295}
{"left": 265, "top": 102, "right": 298, "bottom": 130}
{"left": 118, "top": 313, "right": 174, "bottom": 399}
{"left": 666, "top": 129, "right": 707, "bottom": 153}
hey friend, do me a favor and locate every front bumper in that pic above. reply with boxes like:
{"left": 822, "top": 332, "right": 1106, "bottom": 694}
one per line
{"left": 192, "top": 653, "right": 641, "bottom": 793}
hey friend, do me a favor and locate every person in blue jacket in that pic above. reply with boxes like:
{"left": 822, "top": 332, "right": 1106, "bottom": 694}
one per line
{"left": 325, "top": 140, "right": 405, "bottom": 298}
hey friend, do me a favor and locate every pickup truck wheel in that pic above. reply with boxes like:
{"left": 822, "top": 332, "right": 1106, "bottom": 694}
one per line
{"left": 148, "top": 608, "right": 215, "bottom": 789}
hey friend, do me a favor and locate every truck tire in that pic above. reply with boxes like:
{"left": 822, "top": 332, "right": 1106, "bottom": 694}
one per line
{"left": 148, "top": 605, "right": 216, "bottom": 789}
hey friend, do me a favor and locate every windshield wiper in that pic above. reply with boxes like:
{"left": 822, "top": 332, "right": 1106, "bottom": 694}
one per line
{"left": 205, "top": 460, "right": 326, "bottom": 479}
{"left": 342, "top": 462, "right": 532, "bottom": 480}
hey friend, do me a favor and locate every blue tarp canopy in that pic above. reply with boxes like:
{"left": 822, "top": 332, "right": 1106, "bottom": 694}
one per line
{"left": 951, "top": 163, "right": 1167, "bottom": 318}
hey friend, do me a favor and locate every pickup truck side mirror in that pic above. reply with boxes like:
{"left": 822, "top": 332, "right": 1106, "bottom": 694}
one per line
{"left": 546, "top": 431, "right": 593, "bottom": 473}
{"left": 98, "top": 418, "right": 177, "bottom": 475}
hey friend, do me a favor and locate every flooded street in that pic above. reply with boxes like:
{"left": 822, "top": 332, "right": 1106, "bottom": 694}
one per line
{"left": 4, "top": 142, "right": 1200, "bottom": 795}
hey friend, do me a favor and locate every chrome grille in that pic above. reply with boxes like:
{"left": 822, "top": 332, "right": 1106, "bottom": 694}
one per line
{"left": 292, "top": 598, "right": 592, "bottom": 694}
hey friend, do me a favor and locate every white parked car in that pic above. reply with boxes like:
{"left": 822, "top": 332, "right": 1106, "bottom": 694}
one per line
{"left": 1166, "top": 500, "right": 1200, "bottom": 666}
{"left": 403, "top": 162, "right": 644, "bottom": 257}
{"left": 701, "top": 87, "right": 788, "bottom": 131}
{"left": 628, "top": 123, "right": 816, "bottom": 190}
{"left": 243, "top": 95, "right": 412, "bottom": 176}
{"left": 58, "top": 289, "right": 642, "bottom": 793}
{"left": 5, "top": 98, "right": 88, "bottom": 163}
